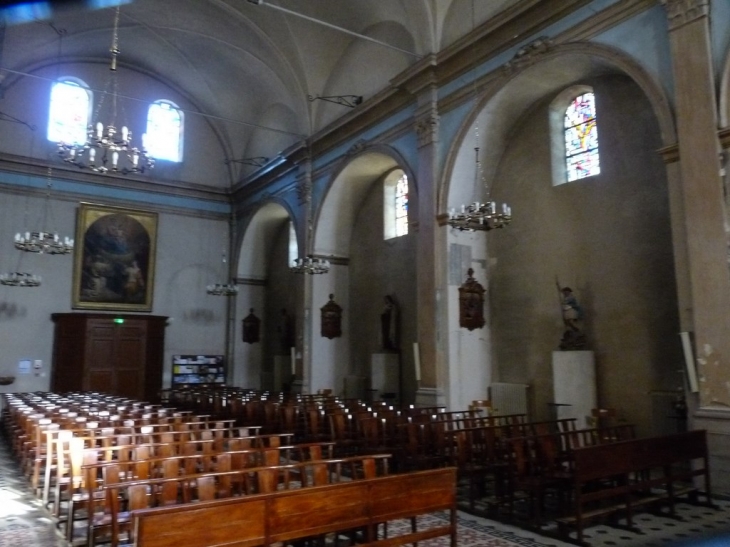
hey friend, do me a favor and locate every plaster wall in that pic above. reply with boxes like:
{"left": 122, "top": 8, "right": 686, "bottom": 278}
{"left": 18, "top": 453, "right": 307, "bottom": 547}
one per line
{"left": 261, "top": 222, "right": 298, "bottom": 390}
{"left": 233, "top": 284, "right": 265, "bottom": 388}
{"left": 0, "top": 188, "right": 229, "bottom": 394}
{"left": 488, "top": 75, "right": 681, "bottom": 434}
{"left": 310, "top": 265, "right": 349, "bottom": 395}
{"left": 445, "top": 232, "right": 492, "bottom": 410}
{"left": 348, "top": 178, "right": 418, "bottom": 404}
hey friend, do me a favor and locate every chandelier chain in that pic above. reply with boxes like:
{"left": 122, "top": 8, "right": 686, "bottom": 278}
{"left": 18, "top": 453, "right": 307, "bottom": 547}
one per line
{"left": 446, "top": 0, "right": 512, "bottom": 233}
{"left": 56, "top": 6, "right": 154, "bottom": 175}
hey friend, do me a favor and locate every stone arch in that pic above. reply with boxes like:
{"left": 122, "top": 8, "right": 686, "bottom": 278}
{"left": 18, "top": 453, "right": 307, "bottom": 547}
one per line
{"left": 439, "top": 40, "right": 681, "bottom": 432}
{"left": 439, "top": 41, "right": 676, "bottom": 213}
{"left": 308, "top": 144, "right": 418, "bottom": 399}
{"left": 233, "top": 199, "right": 296, "bottom": 390}
{"left": 232, "top": 197, "right": 292, "bottom": 278}
{"left": 313, "top": 144, "right": 417, "bottom": 258}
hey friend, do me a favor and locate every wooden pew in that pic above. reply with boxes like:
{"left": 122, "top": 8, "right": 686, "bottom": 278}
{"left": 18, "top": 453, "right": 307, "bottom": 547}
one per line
{"left": 556, "top": 429, "right": 712, "bottom": 544}
{"left": 93, "top": 454, "right": 393, "bottom": 546}
{"left": 129, "top": 467, "right": 457, "bottom": 547}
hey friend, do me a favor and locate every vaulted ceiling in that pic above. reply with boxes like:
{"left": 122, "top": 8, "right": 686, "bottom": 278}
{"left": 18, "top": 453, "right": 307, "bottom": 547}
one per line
{"left": 0, "top": 0, "right": 522, "bottom": 188}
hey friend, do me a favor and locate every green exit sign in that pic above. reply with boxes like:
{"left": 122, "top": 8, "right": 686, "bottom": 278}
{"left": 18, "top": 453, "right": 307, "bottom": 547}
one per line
{"left": 113, "top": 318, "right": 125, "bottom": 324}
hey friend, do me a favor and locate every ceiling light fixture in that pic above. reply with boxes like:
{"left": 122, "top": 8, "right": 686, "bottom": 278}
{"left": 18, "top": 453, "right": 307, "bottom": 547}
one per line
{"left": 447, "top": 1, "right": 512, "bottom": 232}
{"left": 0, "top": 272, "right": 41, "bottom": 287}
{"left": 290, "top": 255, "right": 330, "bottom": 275}
{"left": 206, "top": 249, "right": 238, "bottom": 296}
{"left": 56, "top": 6, "right": 154, "bottom": 175}
{"left": 14, "top": 168, "right": 74, "bottom": 255}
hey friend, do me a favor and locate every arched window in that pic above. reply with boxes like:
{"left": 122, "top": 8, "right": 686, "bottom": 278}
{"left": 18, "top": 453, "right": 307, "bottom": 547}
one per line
{"left": 564, "top": 91, "right": 600, "bottom": 182}
{"left": 47, "top": 78, "right": 91, "bottom": 145}
{"left": 384, "top": 169, "right": 409, "bottom": 240}
{"left": 146, "top": 100, "right": 183, "bottom": 162}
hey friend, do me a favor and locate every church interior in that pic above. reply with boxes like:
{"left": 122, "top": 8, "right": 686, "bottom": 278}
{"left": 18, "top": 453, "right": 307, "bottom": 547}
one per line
{"left": 1, "top": 0, "right": 730, "bottom": 545}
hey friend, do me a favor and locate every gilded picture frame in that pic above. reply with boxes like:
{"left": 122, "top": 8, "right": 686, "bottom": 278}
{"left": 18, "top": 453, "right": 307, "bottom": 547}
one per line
{"left": 72, "top": 202, "right": 158, "bottom": 312}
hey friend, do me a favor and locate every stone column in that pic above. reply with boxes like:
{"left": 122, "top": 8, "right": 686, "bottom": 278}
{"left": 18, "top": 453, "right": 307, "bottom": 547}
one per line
{"left": 662, "top": 1, "right": 730, "bottom": 490}
{"left": 663, "top": 0, "right": 730, "bottom": 408}
{"left": 294, "top": 155, "right": 313, "bottom": 394}
{"left": 407, "top": 68, "right": 446, "bottom": 407}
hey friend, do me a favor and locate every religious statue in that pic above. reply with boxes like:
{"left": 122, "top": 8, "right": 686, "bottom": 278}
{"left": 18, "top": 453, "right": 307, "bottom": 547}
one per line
{"left": 381, "top": 295, "right": 400, "bottom": 351}
{"left": 242, "top": 308, "right": 260, "bottom": 344}
{"left": 556, "top": 280, "right": 587, "bottom": 350}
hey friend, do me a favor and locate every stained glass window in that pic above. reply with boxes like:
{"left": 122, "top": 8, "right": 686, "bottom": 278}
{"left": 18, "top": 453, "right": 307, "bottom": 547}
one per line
{"left": 384, "top": 170, "right": 409, "bottom": 240}
{"left": 395, "top": 173, "right": 409, "bottom": 237}
{"left": 564, "top": 92, "right": 600, "bottom": 182}
{"left": 146, "top": 100, "right": 183, "bottom": 162}
{"left": 48, "top": 79, "right": 90, "bottom": 145}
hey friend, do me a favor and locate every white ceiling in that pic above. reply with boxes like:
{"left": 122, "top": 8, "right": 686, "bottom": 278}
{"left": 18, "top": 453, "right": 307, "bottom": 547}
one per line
{"left": 0, "top": 0, "right": 521, "bottom": 185}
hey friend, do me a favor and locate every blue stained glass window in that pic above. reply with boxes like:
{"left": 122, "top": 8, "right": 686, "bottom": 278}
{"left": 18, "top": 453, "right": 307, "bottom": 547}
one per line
{"left": 395, "top": 173, "right": 409, "bottom": 237}
{"left": 48, "top": 79, "right": 90, "bottom": 145}
{"left": 146, "top": 100, "right": 183, "bottom": 162}
{"left": 564, "top": 92, "right": 600, "bottom": 181}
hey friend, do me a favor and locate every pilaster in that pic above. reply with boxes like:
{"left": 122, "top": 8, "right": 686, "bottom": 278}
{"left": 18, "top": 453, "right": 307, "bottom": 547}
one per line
{"left": 662, "top": 0, "right": 730, "bottom": 408}
{"left": 294, "top": 156, "right": 313, "bottom": 388}
{"left": 408, "top": 68, "right": 446, "bottom": 397}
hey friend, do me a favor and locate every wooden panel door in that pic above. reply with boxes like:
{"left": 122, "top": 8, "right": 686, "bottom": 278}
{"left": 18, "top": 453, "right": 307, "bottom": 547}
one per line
{"left": 114, "top": 322, "right": 147, "bottom": 399}
{"left": 52, "top": 313, "right": 167, "bottom": 401}
{"left": 86, "top": 320, "right": 116, "bottom": 392}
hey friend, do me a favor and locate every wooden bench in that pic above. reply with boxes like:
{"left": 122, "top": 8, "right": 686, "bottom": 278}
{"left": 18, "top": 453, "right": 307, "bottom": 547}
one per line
{"left": 92, "top": 454, "right": 393, "bottom": 546}
{"left": 129, "top": 467, "right": 457, "bottom": 547}
{"left": 557, "top": 429, "right": 712, "bottom": 544}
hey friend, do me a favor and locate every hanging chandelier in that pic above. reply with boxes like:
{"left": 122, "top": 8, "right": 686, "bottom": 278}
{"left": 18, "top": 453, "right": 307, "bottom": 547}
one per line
{"left": 206, "top": 249, "right": 238, "bottom": 296}
{"left": 447, "top": 1, "right": 512, "bottom": 233}
{"left": 206, "top": 282, "right": 239, "bottom": 296}
{"left": 14, "top": 169, "right": 74, "bottom": 254}
{"left": 0, "top": 272, "right": 41, "bottom": 287}
{"left": 56, "top": 7, "right": 154, "bottom": 175}
{"left": 447, "top": 139, "right": 512, "bottom": 231}
{"left": 290, "top": 256, "right": 330, "bottom": 275}
{"left": 15, "top": 231, "right": 73, "bottom": 254}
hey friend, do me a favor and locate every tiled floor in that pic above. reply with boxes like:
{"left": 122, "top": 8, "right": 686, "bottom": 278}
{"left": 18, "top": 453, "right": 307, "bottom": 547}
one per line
{"left": 1, "top": 433, "right": 730, "bottom": 547}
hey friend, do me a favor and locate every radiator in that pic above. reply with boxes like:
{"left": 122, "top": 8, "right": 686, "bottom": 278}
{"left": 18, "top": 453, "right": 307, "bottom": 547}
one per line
{"left": 489, "top": 383, "right": 530, "bottom": 417}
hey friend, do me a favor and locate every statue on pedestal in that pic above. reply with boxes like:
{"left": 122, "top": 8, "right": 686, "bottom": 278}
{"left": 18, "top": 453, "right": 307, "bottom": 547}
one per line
{"left": 556, "top": 282, "right": 587, "bottom": 350}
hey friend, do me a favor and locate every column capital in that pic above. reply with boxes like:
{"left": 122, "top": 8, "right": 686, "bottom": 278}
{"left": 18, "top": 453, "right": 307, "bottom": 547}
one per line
{"left": 661, "top": 0, "right": 709, "bottom": 30}
{"left": 415, "top": 113, "right": 440, "bottom": 149}
{"left": 294, "top": 159, "right": 312, "bottom": 204}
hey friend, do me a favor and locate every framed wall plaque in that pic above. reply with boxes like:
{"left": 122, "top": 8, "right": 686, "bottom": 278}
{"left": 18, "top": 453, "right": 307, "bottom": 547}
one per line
{"left": 72, "top": 202, "right": 158, "bottom": 312}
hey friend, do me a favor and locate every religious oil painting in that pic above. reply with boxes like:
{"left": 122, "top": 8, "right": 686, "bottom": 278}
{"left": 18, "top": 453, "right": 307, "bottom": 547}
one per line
{"left": 72, "top": 203, "right": 158, "bottom": 311}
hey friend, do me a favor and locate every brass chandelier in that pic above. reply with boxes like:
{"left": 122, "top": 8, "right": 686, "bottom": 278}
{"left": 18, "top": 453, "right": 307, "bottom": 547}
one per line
{"left": 56, "top": 7, "right": 154, "bottom": 175}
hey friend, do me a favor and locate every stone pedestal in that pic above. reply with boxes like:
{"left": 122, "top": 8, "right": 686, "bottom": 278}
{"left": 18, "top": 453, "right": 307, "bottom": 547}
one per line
{"left": 415, "top": 386, "right": 445, "bottom": 408}
{"left": 371, "top": 353, "right": 399, "bottom": 401}
{"left": 272, "top": 355, "right": 290, "bottom": 391}
{"left": 552, "top": 350, "right": 597, "bottom": 429}
{"left": 692, "top": 408, "right": 730, "bottom": 491}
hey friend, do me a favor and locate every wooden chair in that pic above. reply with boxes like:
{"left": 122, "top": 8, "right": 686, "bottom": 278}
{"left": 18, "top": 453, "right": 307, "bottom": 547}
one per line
{"left": 591, "top": 407, "right": 617, "bottom": 429}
